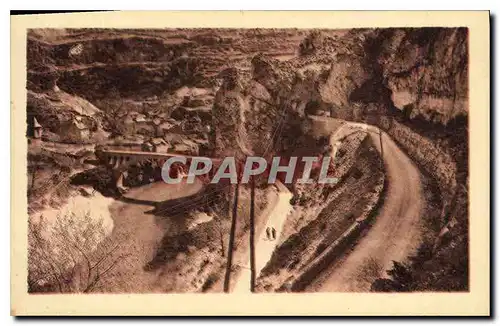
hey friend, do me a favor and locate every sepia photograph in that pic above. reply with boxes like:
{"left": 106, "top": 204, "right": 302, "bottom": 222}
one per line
{"left": 10, "top": 11, "right": 490, "bottom": 316}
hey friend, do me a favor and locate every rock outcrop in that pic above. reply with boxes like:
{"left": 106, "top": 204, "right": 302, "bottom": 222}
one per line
{"left": 27, "top": 88, "right": 107, "bottom": 144}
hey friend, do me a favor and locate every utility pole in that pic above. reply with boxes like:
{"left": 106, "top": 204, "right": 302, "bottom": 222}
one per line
{"left": 223, "top": 182, "right": 239, "bottom": 293}
{"left": 378, "top": 128, "right": 384, "bottom": 169}
{"left": 249, "top": 176, "right": 256, "bottom": 292}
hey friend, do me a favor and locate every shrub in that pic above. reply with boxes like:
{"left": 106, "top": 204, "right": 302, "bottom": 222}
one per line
{"left": 28, "top": 210, "right": 127, "bottom": 293}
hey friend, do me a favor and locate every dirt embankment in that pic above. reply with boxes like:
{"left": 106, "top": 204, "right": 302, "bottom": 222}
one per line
{"left": 379, "top": 117, "right": 457, "bottom": 211}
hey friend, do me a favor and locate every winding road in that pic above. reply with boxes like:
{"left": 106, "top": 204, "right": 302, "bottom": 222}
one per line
{"left": 307, "top": 120, "right": 424, "bottom": 292}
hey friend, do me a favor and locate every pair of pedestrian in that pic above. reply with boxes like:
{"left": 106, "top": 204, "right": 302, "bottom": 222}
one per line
{"left": 266, "top": 226, "right": 277, "bottom": 241}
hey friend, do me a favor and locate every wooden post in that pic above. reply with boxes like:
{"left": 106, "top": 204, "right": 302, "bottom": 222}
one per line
{"left": 249, "top": 176, "right": 256, "bottom": 292}
{"left": 379, "top": 128, "right": 384, "bottom": 169}
{"left": 223, "top": 182, "right": 239, "bottom": 293}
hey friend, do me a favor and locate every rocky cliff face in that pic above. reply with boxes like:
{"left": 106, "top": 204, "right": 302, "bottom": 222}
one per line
{"left": 212, "top": 27, "right": 467, "bottom": 156}
{"left": 212, "top": 53, "right": 329, "bottom": 159}
{"left": 377, "top": 28, "right": 468, "bottom": 123}
{"left": 27, "top": 28, "right": 311, "bottom": 101}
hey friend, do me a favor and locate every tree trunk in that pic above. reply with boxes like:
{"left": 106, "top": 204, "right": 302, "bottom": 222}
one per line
{"left": 249, "top": 177, "right": 256, "bottom": 292}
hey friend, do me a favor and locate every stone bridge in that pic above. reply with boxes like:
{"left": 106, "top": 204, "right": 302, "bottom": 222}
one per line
{"left": 96, "top": 149, "right": 221, "bottom": 192}
{"left": 97, "top": 149, "right": 217, "bottom": 170}
{"left": 96, "top": 147, "right": 336, "bottom": 192}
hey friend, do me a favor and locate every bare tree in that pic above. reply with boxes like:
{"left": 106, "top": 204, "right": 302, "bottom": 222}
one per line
{"left": 96, "top": 88, "right": 129, "bottom": 136}
{"left": 28, "top": 211, "right": 128, "bottom": 293}
{"left": 205, "top": 192, "right": 228, "bottom": 258}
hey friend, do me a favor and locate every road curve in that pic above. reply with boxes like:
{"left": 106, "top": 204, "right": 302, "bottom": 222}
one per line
{"left": 96, "top": 179, "right": 203, "bottom": 293}
{"left": 307, "top": 124, "right": 423, "bottom": 292}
